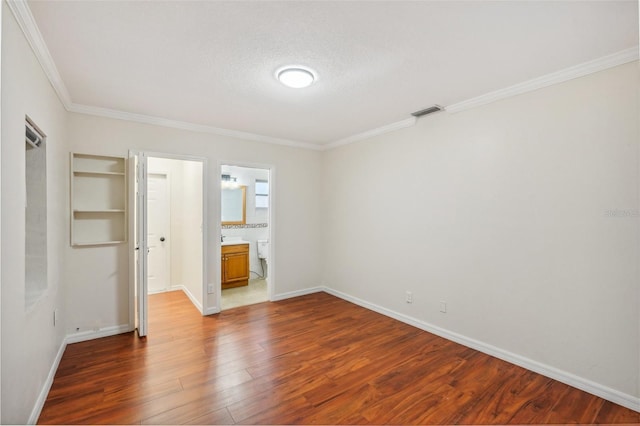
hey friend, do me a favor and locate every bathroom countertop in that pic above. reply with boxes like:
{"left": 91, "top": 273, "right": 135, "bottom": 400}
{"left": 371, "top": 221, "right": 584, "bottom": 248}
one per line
{"left": 221, "top": 239, "right": 249, "bottom": 246}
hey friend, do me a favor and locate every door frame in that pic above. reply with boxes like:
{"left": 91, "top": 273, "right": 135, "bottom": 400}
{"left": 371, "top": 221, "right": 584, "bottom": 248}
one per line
{"left": 129, "top": 150, "right": 208, "bottom": 335}
{"left": 217, "top": 160, "right": 275, "bottom": 310}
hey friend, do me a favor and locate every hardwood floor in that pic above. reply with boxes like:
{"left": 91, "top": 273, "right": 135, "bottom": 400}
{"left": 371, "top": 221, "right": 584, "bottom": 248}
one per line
{"left": 39, "top": 290, "right": 639, "bottom": 425}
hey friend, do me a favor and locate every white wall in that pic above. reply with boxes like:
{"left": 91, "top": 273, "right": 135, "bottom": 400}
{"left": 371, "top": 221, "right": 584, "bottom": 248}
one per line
{"left": 1, "top": 3, "right": 69, "bottom": 423}
{"left": 1, "top": 3, "right": 4, "bottom": 422}
{"left": 322, "top": 62, "right": 639, "bottom": 402}
{"left": 65, "top": 112, "right": 323, "bottom": 330}
{"left": 2, "top": 1, "right": 637, "bottom": 420}
{"left": 180, "top": 160, "right": 204, "bottom": 303}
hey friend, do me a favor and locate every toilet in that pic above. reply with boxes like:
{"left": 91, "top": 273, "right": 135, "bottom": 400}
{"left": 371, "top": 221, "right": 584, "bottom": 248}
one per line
{"left": 257, "top": 239, "right": 269, "bottom": 278}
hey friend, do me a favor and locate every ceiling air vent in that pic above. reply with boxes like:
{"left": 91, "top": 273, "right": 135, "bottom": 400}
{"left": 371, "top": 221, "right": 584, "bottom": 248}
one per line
{"left": 411, "top": 105, "right": 443, "bottom": 118}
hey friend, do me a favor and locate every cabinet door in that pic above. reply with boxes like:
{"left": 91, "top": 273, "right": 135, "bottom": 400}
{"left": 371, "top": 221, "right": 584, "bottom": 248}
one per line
{"left": 224, "top": 252, "right": 249, "bottom": 282}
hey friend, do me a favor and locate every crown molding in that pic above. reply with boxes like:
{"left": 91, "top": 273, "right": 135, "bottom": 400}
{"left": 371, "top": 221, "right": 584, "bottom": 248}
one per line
{"left": 6, "top": 0, "right": 323, "bottom": 151}
{"left": 445, "top": 47, "right": 639, "bottom": 113}
{"left": 323, "top": 47, "right": 639, "bottom": 148}
{"left": 67, "top": 103, "right": 324, "bottom": 151}
{"left": 6, "top": 0, "right": 72, "bottom": 107}
{"left": 324, "top": 117, "right": 417, "bottom": 150}
{"left": 8, "top": 0, "right": 639, "bottom": 151}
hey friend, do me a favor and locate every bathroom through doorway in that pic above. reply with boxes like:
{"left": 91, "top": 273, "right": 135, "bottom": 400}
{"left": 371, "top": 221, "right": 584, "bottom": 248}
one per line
{"left": 220, "top": 164, "right": 271, "bottom": 310}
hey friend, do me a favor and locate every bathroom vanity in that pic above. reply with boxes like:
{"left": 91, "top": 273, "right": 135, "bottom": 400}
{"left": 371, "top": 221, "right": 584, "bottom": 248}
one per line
{"left": 221, "top": 242, "right": 249, "bottom": 289}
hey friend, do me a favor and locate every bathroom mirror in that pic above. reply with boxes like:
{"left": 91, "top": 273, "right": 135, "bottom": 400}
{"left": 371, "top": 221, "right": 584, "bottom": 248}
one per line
{"left": 221, "top": 185, "right": 246, "bottom": 225}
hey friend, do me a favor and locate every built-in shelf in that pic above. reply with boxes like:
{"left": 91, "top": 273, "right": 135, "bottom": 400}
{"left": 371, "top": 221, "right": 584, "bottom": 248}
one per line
{"left": 73, "top": 171, "right": 125, "bottom": 176}
{"left": 73, "top": 209, "right": 126, "bottom": 213}
{"left": 70, "top": 153, "right": 127, "bottom": 246}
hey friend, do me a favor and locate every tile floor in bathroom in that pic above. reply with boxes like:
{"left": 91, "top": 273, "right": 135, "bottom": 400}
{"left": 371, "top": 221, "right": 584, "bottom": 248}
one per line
{"left": 221, "top": 278, "right": 268, "bottom": 310}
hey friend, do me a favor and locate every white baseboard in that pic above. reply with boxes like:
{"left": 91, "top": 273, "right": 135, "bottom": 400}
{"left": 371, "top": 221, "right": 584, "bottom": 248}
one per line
{"left": 271, "top": 286, "right": 323, "bottom": 302}
{"left": 203, "top": 306, "right": 220, "bottom": 315}
{"left": 29, "top": 286, "right": 207, "bottom": 423}
{"left": 27, "top": 338, "right": 67, "bottom": 425}
{"left": 173, "top": 285, "right": 203, "bottom": 314}
{"left": 203, "top": 285, "right": 323, "bottom": 313}
{"left": 323, "top": 286, "right": 640, "bottom": 413}
{"left": 30, "top": 324, "right": 132, "bottom": 423}
{"left": 65, "top": 324, "right": 133, "bottom": 345}
{"left": 31, "top": 284, "right": 637, "bottom": 424}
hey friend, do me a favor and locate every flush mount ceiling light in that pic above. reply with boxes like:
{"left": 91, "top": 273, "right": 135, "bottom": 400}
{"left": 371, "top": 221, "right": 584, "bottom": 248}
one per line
{"left": 276, "top": 66, "right": 316, "bottom": 88}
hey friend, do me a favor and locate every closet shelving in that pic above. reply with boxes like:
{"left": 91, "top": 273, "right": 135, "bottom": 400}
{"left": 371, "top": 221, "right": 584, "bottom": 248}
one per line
{"left": 70, "top": 153, "right": 127, "bottom": 246}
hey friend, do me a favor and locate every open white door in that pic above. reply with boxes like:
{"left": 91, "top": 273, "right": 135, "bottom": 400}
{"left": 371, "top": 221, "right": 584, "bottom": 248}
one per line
{"left": 131, "top": 152, "right": 148, "bottom": 337}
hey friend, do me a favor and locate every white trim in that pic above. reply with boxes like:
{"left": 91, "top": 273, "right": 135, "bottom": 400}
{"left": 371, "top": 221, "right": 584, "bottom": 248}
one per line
{"left": 8, "top": 0, "right": 639, "bottom": 151}
{"left": 67, "top": 103, "right": 324, "bottom": 151}
{"left": 271, "top": 286, "right": 323, "bottom": 302}
{"left": 266, "top": 167, "right": 275, "bottom": 302}
{"left": 5, "top": 0, "right": 321, "bottom": 151}
{"left": 65, "top": 324, "right": 132, "bottom": 345}
{"left": 201, "top": 157, "right": 209, "bottom": 317}
{"left": 446, "top": 47, "right": 639, "bottom": 113}
{"left": 147, "top": 288, "right": 169, "bottom": 295}
{"left": 30, "top": 284, "right": 639, "bottom": 423}
{"left": 203, "top": 306, "right": 220, "bottom": 316}
{"left": 127, "top": 151, "right": 137, "bottom": 333}
{"left": 174, "top": 285, "right": 203, "bottom": 314}
{"left": 323, "top": 286, "right": 640, "bottom": 413}
{"left": 5, "top": 0, "right": 72, "bottom": 107}
{"left": 0, "top": 2, "right": 3, "bottom": 422}
{"left": 325, "top": 117, "right": 417, "bottom": 149}
{"left": 27, "top": 339, "right": 66, "bottom": 425}
{"left": 65, "top": 50, "right": 640, "bottom": 150}
{"left": 30, "top": 323, "right": 133, "bottom": 423}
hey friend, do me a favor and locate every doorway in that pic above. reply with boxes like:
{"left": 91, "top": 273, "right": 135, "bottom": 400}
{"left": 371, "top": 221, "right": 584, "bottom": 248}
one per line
{"left": 220, "top": 164, "right": 271, "bottom": 310}
{"left": 130, "top": 152, "right": 206, "bottom": 337}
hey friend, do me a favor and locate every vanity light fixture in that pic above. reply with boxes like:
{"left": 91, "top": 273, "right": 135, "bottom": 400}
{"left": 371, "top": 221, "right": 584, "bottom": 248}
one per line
{"left": 276, "top": 66, "right": 316, "bottom": 88}
{"left": 221, "top": 174, "right": 239, "bottom": 189}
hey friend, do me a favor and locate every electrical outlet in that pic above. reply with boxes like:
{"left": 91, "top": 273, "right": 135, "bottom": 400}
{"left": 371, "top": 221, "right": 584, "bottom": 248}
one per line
{"left": 405, "top": 291, "right": 413, "bottom": 304}
{"left": 208, "top": 283, "right": 214, "bottom": 294}
{"left": 440, "top": 301, "right": 447, "bottom": 313}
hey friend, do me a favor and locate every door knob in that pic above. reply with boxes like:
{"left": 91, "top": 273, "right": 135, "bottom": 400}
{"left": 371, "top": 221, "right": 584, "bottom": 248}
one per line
{"left": 160, "top": 237, "right": 165, "bottom": 242}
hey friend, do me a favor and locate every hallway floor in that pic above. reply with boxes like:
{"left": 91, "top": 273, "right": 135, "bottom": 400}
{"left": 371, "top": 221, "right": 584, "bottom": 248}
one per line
{"left": 221, "top": 278, "right": 267, "bottom": 310}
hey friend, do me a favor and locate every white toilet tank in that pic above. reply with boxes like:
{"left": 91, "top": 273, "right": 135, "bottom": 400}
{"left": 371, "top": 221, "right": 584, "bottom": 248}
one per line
{"left": 257, "top": 239, "right": 269, "bottom": 260}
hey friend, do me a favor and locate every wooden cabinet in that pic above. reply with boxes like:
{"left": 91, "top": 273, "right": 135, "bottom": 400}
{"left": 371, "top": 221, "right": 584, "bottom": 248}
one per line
{"left": 221, "top": 243, "right": 249, "bottom": 289}
{"left": 70, "top": 153, "right": 127, "bottom": 246}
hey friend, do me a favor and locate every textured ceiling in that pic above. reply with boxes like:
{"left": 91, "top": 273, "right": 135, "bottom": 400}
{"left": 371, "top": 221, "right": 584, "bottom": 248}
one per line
{"left": 27, "top": 1, "right": 639, "bottom": 146}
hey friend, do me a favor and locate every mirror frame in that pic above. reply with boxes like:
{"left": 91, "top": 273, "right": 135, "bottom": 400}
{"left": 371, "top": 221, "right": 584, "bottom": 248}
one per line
{"left": 221, "top": 185, "right": 246, "bottom": 225}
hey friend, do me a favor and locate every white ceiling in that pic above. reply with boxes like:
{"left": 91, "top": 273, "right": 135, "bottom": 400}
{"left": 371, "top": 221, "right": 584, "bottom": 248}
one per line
{"left": 26, "top": 1, "right": 639, "bottom": 147}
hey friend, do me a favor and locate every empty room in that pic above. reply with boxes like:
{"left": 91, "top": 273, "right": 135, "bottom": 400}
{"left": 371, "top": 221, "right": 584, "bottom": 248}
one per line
{"left": 1, "top": 0, "right": 639, "bottom": 424}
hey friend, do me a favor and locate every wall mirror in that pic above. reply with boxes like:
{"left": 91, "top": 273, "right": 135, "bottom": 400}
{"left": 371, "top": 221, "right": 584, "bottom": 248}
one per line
{"left": 221, "top": 185, "right": 246, "bottom": 225}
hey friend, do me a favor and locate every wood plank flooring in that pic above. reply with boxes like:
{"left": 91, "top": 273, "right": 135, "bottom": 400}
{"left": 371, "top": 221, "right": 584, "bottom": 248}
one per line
{"left": 38, "top": 290, "right": 639, "bottom": 424}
